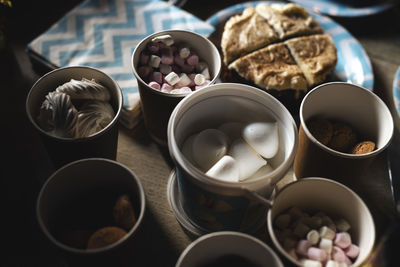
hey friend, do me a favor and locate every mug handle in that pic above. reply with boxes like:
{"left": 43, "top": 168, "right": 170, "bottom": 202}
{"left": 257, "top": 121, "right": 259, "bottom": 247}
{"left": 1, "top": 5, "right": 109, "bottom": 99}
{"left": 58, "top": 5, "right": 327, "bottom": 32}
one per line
{"left": 242, "top": 188, "right": 274, "bottom": 208}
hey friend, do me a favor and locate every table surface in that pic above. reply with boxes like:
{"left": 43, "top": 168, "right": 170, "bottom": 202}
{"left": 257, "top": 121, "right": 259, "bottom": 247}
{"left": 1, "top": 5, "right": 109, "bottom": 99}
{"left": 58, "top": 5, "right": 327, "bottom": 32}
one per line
{"left": 2, "top": 0, "right": 400, "bottom": 266}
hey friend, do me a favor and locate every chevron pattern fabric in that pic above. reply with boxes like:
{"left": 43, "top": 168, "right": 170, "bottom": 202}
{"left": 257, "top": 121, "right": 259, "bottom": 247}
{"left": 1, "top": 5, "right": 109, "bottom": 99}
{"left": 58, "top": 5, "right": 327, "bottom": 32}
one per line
{"left": 27, "top": 0, "right": 215, "bottom": 128}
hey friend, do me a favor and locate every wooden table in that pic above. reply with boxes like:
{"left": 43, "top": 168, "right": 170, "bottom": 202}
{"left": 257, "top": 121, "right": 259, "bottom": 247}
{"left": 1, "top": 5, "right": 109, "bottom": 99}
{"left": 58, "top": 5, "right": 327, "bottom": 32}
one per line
{"left": 2, "top": 0, "right": 400, "bottom": 266}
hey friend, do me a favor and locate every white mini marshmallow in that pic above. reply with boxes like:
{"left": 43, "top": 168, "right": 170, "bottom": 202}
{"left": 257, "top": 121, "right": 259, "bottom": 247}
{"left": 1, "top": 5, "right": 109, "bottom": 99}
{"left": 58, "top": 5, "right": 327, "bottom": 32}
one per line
{"left": 179, "top": 47, "right": 190, "bottom": 58}
{"left": 320, "top": 226, "right": 335, "bottom": 240}
{"left": 319, "top": 238, "right": 333, "bottom": 254}
{"left": 206, "top": 155, "right": 239, "bottom": 182}
{"left": 159, "top": 64, "right": 172, "bottom": 75}
{"left": 149, "top": 55, "right": 161, "bottom": 68}
{"left": 194, "top": 73, "right": 206, "bottom": 85}
{"left": 201, "top": 67, "right": 211, "bottom": 80}
{"left": 243, "top": 122, "right": 279, "bottom": 158}
{"left": 151, "top": 34, "right": 174, "bottom": 46}
{"left": 176, "top": 73, "right": 192, "bottom": 87}
{"left": 165, "top": 71, "right": 180, "bottom": 86}
{"left": 196, "top": 61, "right": 209, "bottom": 72}
{"left": 307, "top": 229, "right": 320, "bottom": 245}
{"left": 325, "top": 260, "right": 340, "bottom": 267}
{"left": 300, "top": 259, "right": 322, "bottom": 267}
{"left": 192, "top": 129, "right": 229, "bottom": 171}
{"left": 335, "top": 218, "right": 351, "bottom": 232}
{"left": 228, "top": 139, "right": 267, "bottom": 181}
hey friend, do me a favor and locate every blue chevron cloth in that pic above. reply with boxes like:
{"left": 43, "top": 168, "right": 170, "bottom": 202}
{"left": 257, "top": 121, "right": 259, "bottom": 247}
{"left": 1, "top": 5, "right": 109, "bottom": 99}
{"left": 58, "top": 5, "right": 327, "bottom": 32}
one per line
{"left": 27, "top": 0, "right": 214, "bottom": 128}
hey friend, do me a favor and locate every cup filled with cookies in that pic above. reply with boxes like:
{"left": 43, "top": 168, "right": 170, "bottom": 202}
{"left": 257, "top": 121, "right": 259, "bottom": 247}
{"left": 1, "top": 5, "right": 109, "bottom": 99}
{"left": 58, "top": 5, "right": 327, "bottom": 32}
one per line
{"left": 131, "top": 30, "right": 221, "bottom": 146}
{"left": 293, "top": 82, "right": 393, "bottom": 189}
{"left": 36, "top": 158, "right": 145, "bottom": 265}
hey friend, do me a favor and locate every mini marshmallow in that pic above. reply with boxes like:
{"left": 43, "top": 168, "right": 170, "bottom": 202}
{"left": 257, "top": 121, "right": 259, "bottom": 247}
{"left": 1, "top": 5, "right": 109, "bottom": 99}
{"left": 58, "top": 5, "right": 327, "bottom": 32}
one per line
{"left": 296, "top": 240, "right": 312, "bottom": 257}
{"left": 186, "top": 54, "right": 199, "bottom": 66}
{"left": 161, "top": 52, "right": 174, "bottom": 65}
{"left": 147, "top": 41, "right": 159, "bottom": 53}
{"left": 308, "top": 247, "right": 327, "bottom": 262}
{"left": 179, "top": 87, "right": 192, "bottom": 94}
{"left": 293, "top": 222, "right": 311, "bottom": 238}
{"left": 338, "top": 263, "right": 349, "bottom": 267}
{"left": 201, "top": 67, "right": 211, "bottom": 80}
{"left": 188, "top": 73, "right": 196, "bottom": 87}
{"left": 148, "top": 81, "right": 160, "bottom": 90}
{"left": 275, "top": 214, "right": 291, "bottom": 230}
{"left": 151, "top": 71, "right": 163, "bottom": 84}
{"left": 344, "top": 244, "right": 359, "bottom": 259}
{"left": 325, "top": 260, "right": 340, "bottom": 267}
{"left": 335, "top": 218, "right": 351, "bottom": 232}
{"left": 319, "top": 238, "right": 333, "bottom": 254}
{"left": 194, "top": 73, "right": 206, "bottom": 86}
{"left": 149, "top": 55, "right": 161, "bottom": 68}
{"left": 300, "top": 259, "right": 322, "bottom": 267}
{"left": 176, "top": 73, "right": 192, "bottom": 87}
{"left": 277, "top": 228, "right": 293, "bottom": 243}
{"left": 138, "top": 65, "right": 152, "bottom": 79}
{"left": 309, "top": 216, "right": 323, "bottom": 228}
{"left": 288, "top": 207, "right": 304, "bottom": 220}
{"left": 161, "top": 83, "right": 173, "bottom": 93}
{"left": 331, "top": 246, "right": 348, "bottom": 263}
{"left": 196, "top": 61, "right": 208, "bottom": 72}
{"left": 171, "top": 64, "right": 181, "bottom": 74}
{"left": 164, "top": 72, "right": 180, "bottom": 86}
{"left": 307, "top": 230, "right": 320, "bottom": 245}
{"left": 151, "top": 34, "right": 174, "bottom": 46}
{"left": 159, "top": 64, "right": 172, "bottom": 75}
{"left": 170, "top": 89, "right": 182, "bottom": 94}
{"left": 179, "top": 47, "right": 190, "bottom": 58}
{"left": 181, "top": 63, "right": 195, "bottom": 73}
{"left": 195, "top": 80, "right": 210, "bottom": 90}
{"left": 206, "top": 155, "right": 239, "bottom": 182}
{"left": 320, "top": 226, "right": 335, "bottom": 240}
{"left": 287, "top": 248, "right": 298, "bottom": 261}
{"left": 140, "top": 52, "right": 149, "bottom": 65}
{"left": 321, "top": 216, "right": 336, "bottom": 231}
{"left": 174, "top": 54, "right": 185, "bottom": 67}
{"left": 283, "top": 237, "right": 297, "bottom": 250}
{"left": 334, "top": 232, "right": 352, "bottom": 249}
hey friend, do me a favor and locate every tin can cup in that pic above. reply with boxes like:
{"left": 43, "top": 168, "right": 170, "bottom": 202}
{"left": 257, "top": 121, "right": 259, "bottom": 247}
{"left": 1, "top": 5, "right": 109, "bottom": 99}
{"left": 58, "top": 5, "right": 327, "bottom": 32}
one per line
{"left": 176, "top": 231, "right": 284, "bottom": 267}
{"left": 293, "top": 82, "right": 393, "bottom": 189}
{"left": 36, "top": 158, "right": 146, "bottom": 265}
{"left": 26, "top": 66, "right": 123, "bottom": 169}
{"left": 267, "top": 177, "right": 375, "bottom": 267}
{"left": 131, "top": 30, "right": 221, "bottom": 146}
{"left": 168, "top": 83, "right": 298, "bottom": 233}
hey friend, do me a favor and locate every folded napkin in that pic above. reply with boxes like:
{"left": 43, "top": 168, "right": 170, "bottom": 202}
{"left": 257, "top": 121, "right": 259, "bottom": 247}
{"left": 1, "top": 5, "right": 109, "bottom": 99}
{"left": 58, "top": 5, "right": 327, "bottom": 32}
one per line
{"left": 27, "top": 0, "right": 214, "bottom": 128}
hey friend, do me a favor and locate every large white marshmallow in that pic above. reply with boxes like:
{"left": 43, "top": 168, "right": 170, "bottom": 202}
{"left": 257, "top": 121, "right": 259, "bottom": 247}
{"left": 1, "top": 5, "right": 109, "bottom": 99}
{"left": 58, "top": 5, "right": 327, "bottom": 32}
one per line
{"left": 181, "top": 134, "right": 196, "bottom": 164}
{"left": 228, "top": 139, "right": 267, "bottom": 181}
{"left": 206, "top": 155, "right": 239, "bottom": 182}
{"left": 243, "top": 122, "right": 279, "bottom": 159}
{"left": 192, "top": 129, "right": 229, "bottom": 171}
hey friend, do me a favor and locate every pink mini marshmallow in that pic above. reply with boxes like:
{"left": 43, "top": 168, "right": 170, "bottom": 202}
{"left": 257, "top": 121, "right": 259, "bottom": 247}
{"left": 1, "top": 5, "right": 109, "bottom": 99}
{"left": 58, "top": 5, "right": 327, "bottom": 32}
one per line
{"left": 188, "top": 73, "right": 196, "bottom": 87}
{"left": 161, "top": 83, "right": 173, "bottom": 93}
{"left": 344, "top": 244, "right": 360, "bottom": 259}
{"left": 148, "top": 81, "right": 160, "bottom": 90}
{"left": 186, "top": 54, "right": 199, "bottom": 66}
{"left": 179, "top": 87, "right": 192, "bottom": 94}
{"left": 181, "top": 63, "right": 195, "bottom": 74}
{"left": 295, "top": 239, "right": 312, "bottom": 257}
{"left": 174, "top": 55, "right": 185, "bottom": 67}
{"left": 151, "top": 71, "right": 163, "bottom": 84}
{"left": 331, "top": 246, "right": 350, "bottom": 263}
{"left": 161, "top": 55, "right": 173, "bottom": 65}
{"left": 334, "top": 232, "right": 352, "bottom": 249}
{"left": 308, "top": 247, "right": 327, "bottom": 262}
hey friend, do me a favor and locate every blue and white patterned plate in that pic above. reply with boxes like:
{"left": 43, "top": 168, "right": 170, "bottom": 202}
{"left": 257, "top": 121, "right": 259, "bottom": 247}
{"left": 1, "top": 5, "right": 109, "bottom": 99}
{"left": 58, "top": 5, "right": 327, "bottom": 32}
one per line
{"left": 206, "top": 1, "right": 374, "bottom": 90}
{"left": 393, "top": 66, "right": 400, "bottom": 117}
{"left": 291, "top": 0, "right": 394, "bottom": 17}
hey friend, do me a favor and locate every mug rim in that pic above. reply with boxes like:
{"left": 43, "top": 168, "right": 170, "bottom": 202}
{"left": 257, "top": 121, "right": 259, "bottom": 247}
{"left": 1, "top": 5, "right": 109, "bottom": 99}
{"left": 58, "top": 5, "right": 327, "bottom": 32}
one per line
{"left": 299, "top": 81, "right": 394, "bottom": 159}
{"left": 25, "top": 65, "right": 123, "bottom": 142}
{"left": 36, "top": 158, "right": 146, "bottom": 255}
{"left": 176, "top": 231, "right": 284, "bottom": 267}
{"left": 168, "top": 83, "right": 298, "bottom": 190}
{"left": 130, "top": 29, "right": 222, "bottom": 97}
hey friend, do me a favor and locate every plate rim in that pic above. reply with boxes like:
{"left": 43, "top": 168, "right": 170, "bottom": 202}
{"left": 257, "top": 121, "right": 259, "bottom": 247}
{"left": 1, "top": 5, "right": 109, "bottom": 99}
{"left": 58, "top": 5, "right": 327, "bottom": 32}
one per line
{"left": 205, "top": 0, "right": 374, "bottom": 91}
